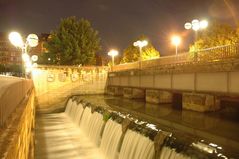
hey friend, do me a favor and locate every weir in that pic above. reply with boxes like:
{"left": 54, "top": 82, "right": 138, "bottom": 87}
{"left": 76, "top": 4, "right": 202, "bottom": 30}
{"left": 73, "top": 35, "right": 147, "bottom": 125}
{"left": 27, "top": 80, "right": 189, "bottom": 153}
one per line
{"left": 35, "top": 95, "right": 236, "bottom": 159}
{"left": 1, "top": 61, "right": 239, "bottom": 158}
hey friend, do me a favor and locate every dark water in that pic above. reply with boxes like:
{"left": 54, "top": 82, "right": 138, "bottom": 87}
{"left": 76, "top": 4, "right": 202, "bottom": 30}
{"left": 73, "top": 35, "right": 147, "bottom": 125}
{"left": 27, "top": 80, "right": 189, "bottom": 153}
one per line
{"left": 80, "top": 95, "right": 239, "bottom": 156}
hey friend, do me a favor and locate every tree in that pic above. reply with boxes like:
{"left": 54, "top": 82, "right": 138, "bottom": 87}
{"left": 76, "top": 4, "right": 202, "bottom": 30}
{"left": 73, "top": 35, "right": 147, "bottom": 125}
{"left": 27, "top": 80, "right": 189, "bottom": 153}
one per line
{"left": 189, "top": 21, "right": 239, "bottom": 52}
{"left": 121, "top": 36, "right": 160, "bottom": 63}
{"left": 41, "top": 16, "right": 101, "bottom": 65}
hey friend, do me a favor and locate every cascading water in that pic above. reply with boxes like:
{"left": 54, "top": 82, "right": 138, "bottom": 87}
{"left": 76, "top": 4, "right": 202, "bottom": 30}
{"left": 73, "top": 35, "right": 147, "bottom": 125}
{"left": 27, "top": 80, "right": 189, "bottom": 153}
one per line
{"left": 79, "top": 107, "right": 93, "bottom": 133}
{"left": 69, "top": 101, "right": 78, "bottom": 120}
{"left": 159, "top": 146, "right": 190, "bottom": 159}
{"left": 38, "top": 96, "right": 232, "bottom": 159}
{"left": 119, "top": 129, "right": 155, "bottom": 159}
{"left": 72, "top": 103, "right": 85, "bottom": 124}
{"left": 100, "top": 119, "right": 123, "bottom": 159}
{"left": 65, "top": 98, "right": 73, "bottom": 115}
{"left": 87, "top": 112, "right": 105, "bottom": 146}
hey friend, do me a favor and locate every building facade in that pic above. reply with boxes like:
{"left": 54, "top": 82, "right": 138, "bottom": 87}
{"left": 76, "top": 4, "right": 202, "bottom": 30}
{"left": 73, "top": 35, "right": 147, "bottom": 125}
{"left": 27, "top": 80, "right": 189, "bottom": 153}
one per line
{"left": 0, "top": 32, "right": 21, "bottom": 65}
{"left": 0, "top": 33, "right": 49, "bottom": 65}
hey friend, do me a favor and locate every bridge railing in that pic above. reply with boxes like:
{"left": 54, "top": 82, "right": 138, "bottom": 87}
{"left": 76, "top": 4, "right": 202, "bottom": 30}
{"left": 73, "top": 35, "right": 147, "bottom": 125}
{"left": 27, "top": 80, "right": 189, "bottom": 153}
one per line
{"left": 113, "top": 44, "right": 239, "bottom": 71}
{"left": 196, "top": 44, "right": 239, "bottom": 62}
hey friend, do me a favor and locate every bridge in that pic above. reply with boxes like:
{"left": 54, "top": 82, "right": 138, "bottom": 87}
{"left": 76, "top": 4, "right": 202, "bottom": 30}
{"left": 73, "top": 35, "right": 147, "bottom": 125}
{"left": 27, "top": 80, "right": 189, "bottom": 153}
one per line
{"left": 0, "top": 44, "right": 239, "bottom": 158}
{"left": 108, "top": 44, "right": 239, "bottom": 112}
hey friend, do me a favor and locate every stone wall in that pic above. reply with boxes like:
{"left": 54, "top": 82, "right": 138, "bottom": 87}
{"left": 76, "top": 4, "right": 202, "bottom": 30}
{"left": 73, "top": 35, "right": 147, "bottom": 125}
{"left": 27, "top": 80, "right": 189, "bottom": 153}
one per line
{"left": 146, "top": 89, "right": 172, "bottom": 104}
{"left": 182, "top": 93, "right": 220, "bottom": 112}
{"left": 32, "top": 65, "right": 109, "bottom": 112}
{"left": 0, "top": 90, "right": 35, "bottom": 159}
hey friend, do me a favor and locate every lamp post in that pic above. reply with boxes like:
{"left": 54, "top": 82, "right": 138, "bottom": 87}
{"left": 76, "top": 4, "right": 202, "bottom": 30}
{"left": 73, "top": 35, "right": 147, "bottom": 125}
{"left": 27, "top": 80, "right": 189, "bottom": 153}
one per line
{"left": 184, "top": 19, "right": 208, "bottom": 41}
{"left": 171, "top": 35, "right": 181, "bottom": 55}
{"left": 108, "top": 49, "right": 118, "bottom": 71}
{"left": 9, "top": 32, "right": 38, "bottom": 77}
{"left": 133, "top": 40, "right": 148, "bottom": 69}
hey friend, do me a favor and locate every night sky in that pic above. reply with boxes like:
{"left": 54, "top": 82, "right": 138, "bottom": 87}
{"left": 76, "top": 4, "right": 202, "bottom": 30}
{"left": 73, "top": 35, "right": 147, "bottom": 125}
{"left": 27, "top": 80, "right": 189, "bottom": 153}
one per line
{"left": 1, "top": 0, "right": 239, "bottom": 56}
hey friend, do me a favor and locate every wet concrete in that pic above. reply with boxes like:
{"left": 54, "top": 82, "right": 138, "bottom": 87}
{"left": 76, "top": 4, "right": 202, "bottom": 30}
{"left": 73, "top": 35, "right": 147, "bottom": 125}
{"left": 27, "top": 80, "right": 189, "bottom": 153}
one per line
{"left": 80, "top": 95, "right": 239, "bottom": 156}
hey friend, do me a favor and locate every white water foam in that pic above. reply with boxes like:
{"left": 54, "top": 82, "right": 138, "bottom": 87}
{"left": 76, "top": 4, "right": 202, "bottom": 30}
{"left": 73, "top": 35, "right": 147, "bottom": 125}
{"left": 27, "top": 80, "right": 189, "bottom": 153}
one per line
{"left": 100, "top": 119, "right": 123, "bottom": 159}
{"left": 119, "top": 129, "right": 155, "bottom": 159}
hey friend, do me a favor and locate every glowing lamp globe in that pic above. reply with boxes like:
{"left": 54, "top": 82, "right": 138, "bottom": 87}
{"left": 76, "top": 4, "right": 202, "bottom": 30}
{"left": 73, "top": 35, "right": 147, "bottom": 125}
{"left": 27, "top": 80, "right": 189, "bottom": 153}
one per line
{"left": 31, "top": 55, "right": 38, "bottom": 62}
{"left": 8, "top": 32, "right": 23, "bottom": 47}
{"left": 108, "top": 49, "right": 119, "bottom": 57}
{"left": 192, "top": 19, "right": 200, "bottom": 31}
{"left": 22, "top": 53, "right": 30, "bottom": 62}
{"left": 200, "top": 20, "right": 208, "bottom": 29}
{"left": 184, "top": 22, "right": 192, "bottom": 30}
{"left": 171, "top": 36, "right": 181, "bottom": 46}
{"left": 27, "top": 34, "right": 39, "bottom": 47}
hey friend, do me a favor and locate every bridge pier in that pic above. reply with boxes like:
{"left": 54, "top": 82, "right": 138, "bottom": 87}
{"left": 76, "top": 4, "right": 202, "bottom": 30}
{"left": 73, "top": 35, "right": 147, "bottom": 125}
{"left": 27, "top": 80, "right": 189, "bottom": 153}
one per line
{"left": 123, "top": 87, "right": 145, "bottom": 99}
{"left": 146, "top": 89, "right": 172, "bottom": 104}
{"left": 107, "top": 86, "right": 223, "bottom": 112}
{"left": 182, "top": 93, "right": 221, "bottom": 112}
{"left": 107, "top": 86, "right": 123, "bottom": 96}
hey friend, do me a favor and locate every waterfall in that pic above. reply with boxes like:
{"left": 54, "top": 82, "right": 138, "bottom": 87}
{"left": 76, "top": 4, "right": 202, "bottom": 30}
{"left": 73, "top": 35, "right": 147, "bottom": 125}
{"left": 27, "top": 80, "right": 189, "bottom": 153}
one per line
{"left": 159, "top": 146, "right": 190, "bottom": 159}
{"left": 72, "top": 103, "right": 85, "bottom": 124}
{"left": 65, "top": 98, "right": 73, "bottom": 115}
{"left": 87, "top": 112, "right": 105, "bottom": 146}
{"left": 59, "top": 97, "right": 227, "bottom": 159}
{"left": 100, "top": 119, "right": 123, "bottom": 159}
{"left": 119, "top": 129, "right": 155, "bottom": 159}
{"left": 79, "top": 107, "right": 93, "bottom": 133}
{"left": 68, "top": 100, "right": 78, "bottom": 119}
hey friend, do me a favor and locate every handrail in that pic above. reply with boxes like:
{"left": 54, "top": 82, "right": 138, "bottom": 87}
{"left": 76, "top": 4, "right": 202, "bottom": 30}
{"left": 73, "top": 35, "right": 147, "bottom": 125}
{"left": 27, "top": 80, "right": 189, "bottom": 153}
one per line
{"left": 113, "top": 44, "right": 239, "bottom": 72}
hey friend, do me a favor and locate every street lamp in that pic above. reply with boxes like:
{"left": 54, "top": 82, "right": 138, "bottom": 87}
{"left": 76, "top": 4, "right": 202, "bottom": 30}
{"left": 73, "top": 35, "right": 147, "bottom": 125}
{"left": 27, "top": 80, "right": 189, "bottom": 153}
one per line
{"left": 184, "top": 19, "right": 208, "bottom": 40}
{"left": 133, "top": 40, "right": 148, "bottom": 69}
{"left": 133, "top": 40, "right": 148, "bottom": 61}
{"left": 171, "top": 35, "right": 181, "bottom": 55}
{"left": 108, "top": 49, "right": 118, "bottom": 67}
{"left": 8, "top": 31, "right": 38, "bottom": 77}
{"left": 8, "top": 32, "right": 23, "bottom": 47}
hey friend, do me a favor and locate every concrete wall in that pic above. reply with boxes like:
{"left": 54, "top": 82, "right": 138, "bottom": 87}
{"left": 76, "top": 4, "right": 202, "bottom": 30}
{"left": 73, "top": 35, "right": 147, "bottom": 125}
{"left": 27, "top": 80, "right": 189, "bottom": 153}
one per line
{"left": 0, "top": 88, "right": 35, "bottom": 159}
{"left": 108, "top": 71, "right": 239, "bottom": 95}
{"left": 0, "top": 76, "right": 33, "bottom": 126}
{"left": 32, "top": 66, "right": 109, "bottom": 112}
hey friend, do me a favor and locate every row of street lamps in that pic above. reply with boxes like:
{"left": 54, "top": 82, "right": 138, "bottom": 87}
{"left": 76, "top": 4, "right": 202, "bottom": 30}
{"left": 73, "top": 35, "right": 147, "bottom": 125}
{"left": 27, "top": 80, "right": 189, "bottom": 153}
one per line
{"left": 8, "top": 32, "right": 39, "bottom": 77}
{"left": 8, "top": 19, "right": 208, "bottom": 73}
{"left": 108, "top": 19, "right": 209, "bottom": 66}
{"left": 108, "top": 39, "right": 148, "bottom": 69}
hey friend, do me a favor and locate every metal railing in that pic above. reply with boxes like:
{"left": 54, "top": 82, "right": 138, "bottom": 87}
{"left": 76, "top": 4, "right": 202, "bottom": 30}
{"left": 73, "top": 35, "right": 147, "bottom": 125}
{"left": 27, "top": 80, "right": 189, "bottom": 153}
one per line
{"left": 113, "top": 44, "right": 239, "bottom": 71}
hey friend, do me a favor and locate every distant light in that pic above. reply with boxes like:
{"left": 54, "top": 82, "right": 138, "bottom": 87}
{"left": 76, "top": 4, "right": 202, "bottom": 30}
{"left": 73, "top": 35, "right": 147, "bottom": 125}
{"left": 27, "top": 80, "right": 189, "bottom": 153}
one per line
{"left": 25, "top": 60, "right": 32, "bottom": 67}
{"left": 8, "top": 32, "right": 23, "bottom": 47}
{"left": 171, "top": 35, "right": 181, "bottom": 46}
{"left": 192, "top": 19, "right": 200, "bottom": 31}
{"left": 32, "top": 63, "right": 38, "bottom": 68}
{"left": 27, "top": 34, "right": 39, "bottom": 47}
{"left": 22, "top": 53, "right": 30, "bottom": 62}
{"left": 108, "top": 49, "right": 119, "bottom": 57}
{"left": 48, "top": 58, "right": 51, "bottom": 61}
{"left": 184, "top": 22, "right": 192, "bottom": 30}
{"left": 31, "top": 55, "right": 38, "bottom": 62}
{"left": 200, "top": 20, "right": 208, "bottom": 29}
{"left": 133, "top": 40, "right": 148, "bottom": 48}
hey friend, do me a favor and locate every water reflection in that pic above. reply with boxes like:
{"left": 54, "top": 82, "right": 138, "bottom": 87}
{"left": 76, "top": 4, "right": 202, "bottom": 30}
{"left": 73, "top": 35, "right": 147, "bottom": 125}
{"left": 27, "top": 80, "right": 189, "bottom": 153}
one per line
{"left": 82, "top": 95, "right": 239, "bottom": 147}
